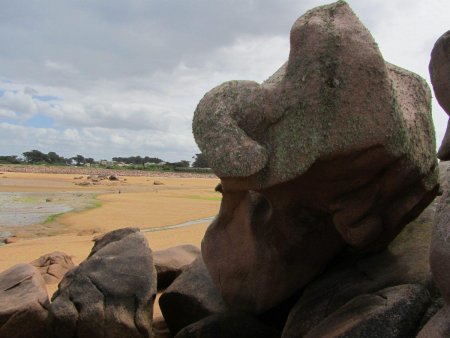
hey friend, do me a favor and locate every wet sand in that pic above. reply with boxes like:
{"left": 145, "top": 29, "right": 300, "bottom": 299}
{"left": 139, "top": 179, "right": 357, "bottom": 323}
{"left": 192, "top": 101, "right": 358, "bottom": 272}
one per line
{"left": 0, "top": 169, "right": 220, "bottom": 311}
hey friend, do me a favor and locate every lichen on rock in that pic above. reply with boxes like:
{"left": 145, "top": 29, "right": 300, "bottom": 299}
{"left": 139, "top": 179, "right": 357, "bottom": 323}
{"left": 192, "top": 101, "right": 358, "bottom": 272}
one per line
{"left": 193, "top": 1, "right": 438, "bottom": 313}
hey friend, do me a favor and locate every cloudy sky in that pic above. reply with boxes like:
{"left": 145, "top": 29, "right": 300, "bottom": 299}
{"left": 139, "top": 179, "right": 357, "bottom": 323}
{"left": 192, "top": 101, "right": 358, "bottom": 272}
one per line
{"left": 0, "top": 1, "right": 448, "bottom": 162}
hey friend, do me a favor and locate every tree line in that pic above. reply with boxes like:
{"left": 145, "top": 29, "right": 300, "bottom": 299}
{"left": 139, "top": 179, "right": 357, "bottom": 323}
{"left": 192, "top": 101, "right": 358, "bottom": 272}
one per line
{"left": 0, "top": 150, "right": 209, "bottom": 168}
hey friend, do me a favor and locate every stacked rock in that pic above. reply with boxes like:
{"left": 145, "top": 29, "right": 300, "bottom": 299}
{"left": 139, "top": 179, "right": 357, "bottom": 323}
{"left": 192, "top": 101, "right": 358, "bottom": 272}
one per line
{"left": 193, "top": 0, "right": 438, "bottom": 314}
{"left": 416, "top": 31, "right": 450, "bottom": 338}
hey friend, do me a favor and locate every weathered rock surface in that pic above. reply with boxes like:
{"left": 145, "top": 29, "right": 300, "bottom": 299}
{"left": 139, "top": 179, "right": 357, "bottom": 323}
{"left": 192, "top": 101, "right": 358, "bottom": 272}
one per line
{"left": 175, "top": 312, "right": 280, "bottom": 338}
{"left": 430, "top": 162, "right": 450, "bottom": 302}
{"left": 154, "top": 244, "right": 201, "bottom": 290}
{"left": 297, "top": 284, "right": 430, "bottom": 338}
{"left": 153, "top": 316, "right": 172, "bottom": 338}
{"left": 417, "top": 162, "right": 450, "bottom": 337}
{"left": 193, "top": 0, "right": 438, "bottom": 313}
{"left": 159, "top": 257, "right": 228, "bottom": 336}
{"left": 417, "top": 306, "right": 450, "bottom": 338}
{"left": 281, "top": 201, "right": 435, "bottom": 337}
{"left": 30, "top": 251, "right": 76, "bottom": 284}
{"left": 0, "top": 264, "right": 50, "bottom": 338}
{"left": 429, "top": 31, "right": 450, "bottom": 160}
{"left": 48, "top": 227, "right": 156, "bottom": 338}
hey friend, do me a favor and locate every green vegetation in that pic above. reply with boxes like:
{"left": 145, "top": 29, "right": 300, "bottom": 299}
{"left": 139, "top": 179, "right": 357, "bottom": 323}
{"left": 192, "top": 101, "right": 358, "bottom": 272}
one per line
{"left": 13, "top": 196, "right": 41, "bottom": 203}
{"left": 45, "top": 197, "right": 102, "bottom": 224}
{"left": 191, "top": 153, "right": 209, "bottom": 168}
{"left": 44, "top": 212, "right": 65, "bottom": 223}
{"left": 0, "top": 149, "right": 213, "bottom": 173}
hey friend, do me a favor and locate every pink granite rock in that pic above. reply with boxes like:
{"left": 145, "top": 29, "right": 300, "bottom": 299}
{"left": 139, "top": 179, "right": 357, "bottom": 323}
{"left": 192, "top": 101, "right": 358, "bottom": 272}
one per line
{"left": 193, "top": 1, "right": 438, "bottom": 313}
{"left": 430, "top": 30, "right": 450, "bottom": 160}
{"left": 30, "top": 251, "right": 76, "bottom": 284}
{"left": 0, "top": 264, "right": 50, "bottom": 338}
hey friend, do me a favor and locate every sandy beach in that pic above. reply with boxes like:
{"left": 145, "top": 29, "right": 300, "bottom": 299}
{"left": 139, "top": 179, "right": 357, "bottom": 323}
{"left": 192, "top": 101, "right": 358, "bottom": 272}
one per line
{"left": 0, "top": 166, "right": 220, "bottom": 314}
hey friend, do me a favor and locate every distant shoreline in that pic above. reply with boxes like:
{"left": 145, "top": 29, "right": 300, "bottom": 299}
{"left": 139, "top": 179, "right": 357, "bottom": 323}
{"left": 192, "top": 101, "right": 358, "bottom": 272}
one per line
{"left": 0, "top": 164, "right": 217, "bottom": 179}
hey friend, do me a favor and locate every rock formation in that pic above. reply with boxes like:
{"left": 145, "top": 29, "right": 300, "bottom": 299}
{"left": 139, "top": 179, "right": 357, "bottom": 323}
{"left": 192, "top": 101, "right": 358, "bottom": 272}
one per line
{"left": 193, "top": 0, "right": 438, "bottom": 313}
{"left": 159, "top": 257, "right": 228, "bottom": 336}
{"left": 0, "top": 264, "right": 50, "bottom": 338}
{"left": 30, "top": 251, "right": 76, "bottom": 284}
{"left": 48, "top": 228, "right": 157, "bottom": 338}
{"left": 298, "top": 284, "right": 430, "bottom": 338}
{"left": 429, "top": 31, "right": 450, "bottom": 160}
{"left": 415, "top": 30, "right": 450, "bottom": 337}
{"left": 281, "top": 202, "right": 436, "bottom": 337}
{"left": 417, "top": 162, "right": 450, "bottom": 337}
{"left": 154, "top": 244, "right": 201, "bottom": 290}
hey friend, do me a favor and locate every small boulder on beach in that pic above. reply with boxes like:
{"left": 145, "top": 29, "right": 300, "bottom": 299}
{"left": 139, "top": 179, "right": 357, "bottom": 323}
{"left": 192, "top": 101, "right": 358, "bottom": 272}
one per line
{"left": 154, "top": 244, "right": 201, "bottom": 290}
{"left": 30, "top": 251, "right": 76, "bottom": 284}
{"left": 0, "top": 264, "right": 50, "bottom": 338}
{"left": 49, "top": 227, "right": 157, "bottom": 338}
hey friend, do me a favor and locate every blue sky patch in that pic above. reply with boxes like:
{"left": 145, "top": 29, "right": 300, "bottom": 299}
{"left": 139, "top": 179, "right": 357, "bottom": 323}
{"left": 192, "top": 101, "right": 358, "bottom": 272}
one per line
{"left": 23, "top": 114, "right": 55, "bottom": 128}
{"left": 33, "top": 95, "right": 60, "bottom": 102}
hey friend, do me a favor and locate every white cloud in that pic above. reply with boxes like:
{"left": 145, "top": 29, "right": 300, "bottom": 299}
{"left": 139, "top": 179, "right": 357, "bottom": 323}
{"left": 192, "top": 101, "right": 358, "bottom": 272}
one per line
{"left": 0, "top": 122, "right": 196, "bottom": 161}
{"left": 0, "top": 0, "right": 449, "bottom": 160}
{"left": 0, "top": 89, "right": 52, "bottom": 121}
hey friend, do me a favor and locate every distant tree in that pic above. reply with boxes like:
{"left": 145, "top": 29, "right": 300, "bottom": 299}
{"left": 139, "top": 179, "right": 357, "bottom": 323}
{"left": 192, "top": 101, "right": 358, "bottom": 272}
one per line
{"left": 85, "top": 158, "right": 95, "bottom": 165}
{"left": 23, "top": 150, "right": 49, "bottom": 163}
{"left": 192, "top": 153, "right": 209, "bottom": 168}
{"left": 72, "top": 154, "right": 85, "bottom": 166}
{"left": 112, "top": 156, "right": 163, "bottom": 168}
{"left": 47, "top": 151, "right": 66, "bottom": 164}
{"left": 0, "top": 155, "right": 22, "bottom": 164}
{"left": 143, "top": 156, "right": 163, "bottom": 164}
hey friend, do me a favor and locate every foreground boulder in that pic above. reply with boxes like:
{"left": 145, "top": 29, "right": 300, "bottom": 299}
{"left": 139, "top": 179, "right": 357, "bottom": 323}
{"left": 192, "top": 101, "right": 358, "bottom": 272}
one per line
{"left": 417, "top": 162, "right": 450, "bottom": 337}
{"left": 159, "top": 257, "right": 227, "bottom": 336}
{"left": 0, "top": 264, "right": 50, "bottom": 338}
{"left": 281, "top": 200, "right": 435, "bottom": 336}
{"left": 49, "top": 228, "right": 156, "bottom": 338}
{"left": 176, "top": 312, "right": 280, "bottom": 338}
{"left": 429, "top": 31, "right": 450, "bottom": 160}
{"left": 154, "top": 244, "right": 201, "bottom": 290}
{"left": 297, "top": 284, "right": 429, "bottom": 338}
{"left": 193, "top": 0, "right": 438, "bottom": 313}
{"left": 30, "top": 251, "right": 76, "bottom": 284}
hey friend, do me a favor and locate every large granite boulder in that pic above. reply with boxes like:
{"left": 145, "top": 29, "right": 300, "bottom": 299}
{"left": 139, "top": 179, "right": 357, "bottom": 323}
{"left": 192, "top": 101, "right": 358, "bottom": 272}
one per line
{"left": 154, "top": 244, "right": 201, "bottom": 290}
{"left": 193, "top": 1, "right": 438, "bottom": 313}
{"left": 429, "top": 31, "right": 450, "bottom": 160}
{"left": 30, "top": 251, "right": 76, "bottom": 284}
{"left": 159, "top": 257, "right": 228, "bottom": 336}
{"left": 48, "top": 228, "right": 157, "bottom": 338}
{"left": 281, "top": 200, "right": 435, "bottom": 336}
{"left": 0, "top": 264, "right": 50, "bottom": 338}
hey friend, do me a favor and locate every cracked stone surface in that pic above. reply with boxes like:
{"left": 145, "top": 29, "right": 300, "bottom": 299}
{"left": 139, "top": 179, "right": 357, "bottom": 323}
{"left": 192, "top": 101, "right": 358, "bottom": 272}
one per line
{"left": 297, "top": 284, "right": 430, "bottom": 338}
{"left": 30, "top": 251, "right": 76, "bottom": 284}
{"left": 154, "top": 244, "right": 200, "bottom": 290}
{"left": 48, "top": 228, "right": 157, "bottom": 338}
{"left": 417, "top": 162, "right": 450, "bottom": 337}
{"left": 0, "top": 263, "right": 50, "bottom": 338}
{"left": 159, "top": 257, "right": 227, "bottom": 336}
{"left": 280, "top": 200, "right": 435, "bottom": 337}
{"left": 193, "top": 1, "right": 438, "bottom": 313}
